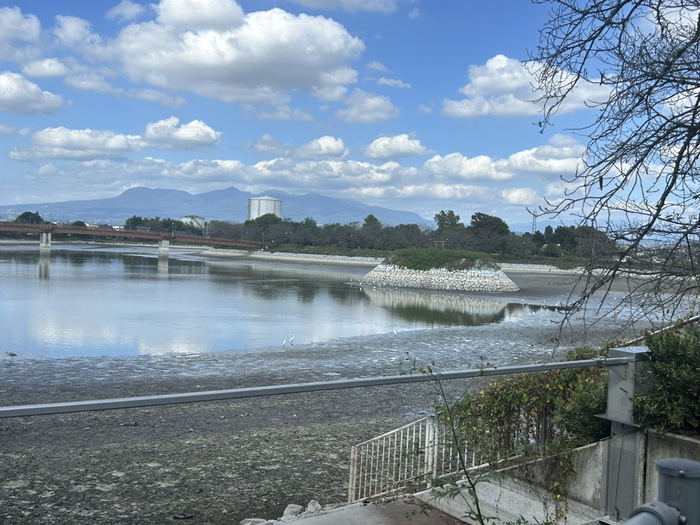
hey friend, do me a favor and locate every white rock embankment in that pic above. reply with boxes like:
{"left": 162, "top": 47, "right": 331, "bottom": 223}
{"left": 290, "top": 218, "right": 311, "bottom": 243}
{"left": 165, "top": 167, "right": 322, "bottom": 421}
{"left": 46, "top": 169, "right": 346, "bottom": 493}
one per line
{"left": 362, "top": 261, "right": 519, "bottom": 292}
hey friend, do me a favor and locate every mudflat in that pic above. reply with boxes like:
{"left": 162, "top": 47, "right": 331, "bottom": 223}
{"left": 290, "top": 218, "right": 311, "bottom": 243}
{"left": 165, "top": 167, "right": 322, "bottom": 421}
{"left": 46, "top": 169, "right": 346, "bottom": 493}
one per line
{"left": 0, "top": 257, "right": 642, "bottom": 524}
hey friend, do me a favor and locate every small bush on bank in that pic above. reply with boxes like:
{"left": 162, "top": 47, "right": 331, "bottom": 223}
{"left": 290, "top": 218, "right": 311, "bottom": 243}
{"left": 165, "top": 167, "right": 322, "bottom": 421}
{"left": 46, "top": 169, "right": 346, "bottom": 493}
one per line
{"left": 452, "top": 347, "right": 609, "bottom": 461}
{"left": 633, "top": 329, "right": 700, "bottom": 435}
{"left": 387, "top": 248, "right": 491, "bottom": 271}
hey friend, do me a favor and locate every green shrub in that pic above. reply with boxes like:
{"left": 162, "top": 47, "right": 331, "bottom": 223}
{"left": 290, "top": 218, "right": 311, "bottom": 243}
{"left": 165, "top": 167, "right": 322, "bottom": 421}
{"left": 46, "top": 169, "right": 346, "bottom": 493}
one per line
{"left": 453, "top": 347, "right": 609, "bottom": 461}
{"left": 387, "top": 248, "right": 491, "bottom": 271}
{"left": 633, "top": 330, "right": 700, "bottom": 435}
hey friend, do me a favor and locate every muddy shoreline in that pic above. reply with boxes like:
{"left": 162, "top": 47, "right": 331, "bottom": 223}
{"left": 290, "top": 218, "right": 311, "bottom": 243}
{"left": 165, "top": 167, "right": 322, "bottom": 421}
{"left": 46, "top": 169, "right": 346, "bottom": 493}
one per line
{"left": 0, "top": 248, "right": 644, "bottom": 524}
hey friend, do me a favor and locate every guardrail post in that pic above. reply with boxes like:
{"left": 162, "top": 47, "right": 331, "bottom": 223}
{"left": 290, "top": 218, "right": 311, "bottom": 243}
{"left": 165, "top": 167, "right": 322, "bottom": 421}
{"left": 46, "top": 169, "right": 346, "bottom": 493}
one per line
{"left": 348, "top": 445, "right": 358, "bottom": 503}
{"left": 425, "top": 415, "right": 437, "bottom": 488}
{"left": 603, "top": 346, "right": 650, "bottom": 520}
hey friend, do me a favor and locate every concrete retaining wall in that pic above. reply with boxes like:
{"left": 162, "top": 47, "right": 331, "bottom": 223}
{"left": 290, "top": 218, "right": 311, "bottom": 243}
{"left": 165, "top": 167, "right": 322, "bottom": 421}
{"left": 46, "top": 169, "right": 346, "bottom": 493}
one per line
{"left": 418, "top": 430, "right": 700, "bottom": 524}
{"left": 361, "top": 262, "right": 519, "bottom": 292}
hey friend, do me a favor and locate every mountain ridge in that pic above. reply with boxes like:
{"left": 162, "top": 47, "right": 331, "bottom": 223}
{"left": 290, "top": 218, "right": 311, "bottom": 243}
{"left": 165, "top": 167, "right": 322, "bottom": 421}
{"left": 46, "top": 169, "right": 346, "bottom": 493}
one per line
{"left": 0, "top": 186, "right": 433, "bottom": 227}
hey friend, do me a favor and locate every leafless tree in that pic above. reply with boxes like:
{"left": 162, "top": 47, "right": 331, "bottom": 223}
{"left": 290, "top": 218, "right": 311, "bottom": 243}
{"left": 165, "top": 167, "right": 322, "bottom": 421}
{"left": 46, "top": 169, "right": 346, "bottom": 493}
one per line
{"left": 532, "top": 0, "right": 700, "bottom": 331}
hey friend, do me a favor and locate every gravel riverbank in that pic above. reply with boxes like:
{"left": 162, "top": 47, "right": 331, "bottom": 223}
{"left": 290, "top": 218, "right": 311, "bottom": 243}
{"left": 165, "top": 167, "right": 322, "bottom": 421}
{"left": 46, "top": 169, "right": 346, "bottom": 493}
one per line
{"left": 0, "top": 252, "right": 645, "bottom": 524}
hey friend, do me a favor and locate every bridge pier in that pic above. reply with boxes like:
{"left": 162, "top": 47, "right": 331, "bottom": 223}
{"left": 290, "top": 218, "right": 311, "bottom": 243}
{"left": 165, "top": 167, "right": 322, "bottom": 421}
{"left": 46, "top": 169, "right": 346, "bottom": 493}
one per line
{"left": 158, "top": 239, "right": 169, "bottom": 258}
{"left": 39, "top": 232, "right": 51, "bottom": 253}
{"left": 158, "top": 240, "right": 170, "bottom": 273}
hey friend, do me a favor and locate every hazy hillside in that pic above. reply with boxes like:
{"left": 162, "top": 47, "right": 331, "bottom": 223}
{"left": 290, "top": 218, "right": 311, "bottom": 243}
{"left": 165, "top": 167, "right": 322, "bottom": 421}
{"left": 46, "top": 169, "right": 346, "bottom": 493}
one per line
{"left": 0, "top": 187, "right": 432, "bottom": 227}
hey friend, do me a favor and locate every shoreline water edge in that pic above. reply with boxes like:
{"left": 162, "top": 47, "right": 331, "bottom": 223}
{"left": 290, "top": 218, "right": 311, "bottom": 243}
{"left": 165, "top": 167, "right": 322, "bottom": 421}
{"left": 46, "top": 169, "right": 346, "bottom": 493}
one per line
{"left": 0, "top": 243, "right": 644, "bottom": 524}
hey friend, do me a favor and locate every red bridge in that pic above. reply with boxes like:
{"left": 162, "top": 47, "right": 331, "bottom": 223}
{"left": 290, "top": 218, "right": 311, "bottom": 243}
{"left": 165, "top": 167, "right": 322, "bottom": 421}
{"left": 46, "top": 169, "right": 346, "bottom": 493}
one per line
{"left": 0, "top": 222, "right": 265, "bottom": 250}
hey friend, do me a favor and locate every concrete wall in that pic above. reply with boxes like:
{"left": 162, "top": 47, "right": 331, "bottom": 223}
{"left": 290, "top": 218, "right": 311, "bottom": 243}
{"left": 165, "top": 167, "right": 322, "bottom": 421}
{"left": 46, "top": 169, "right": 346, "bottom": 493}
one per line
{"left": 417, "top": 431, "right": 700, "bottom": 524}
{"left": 644, "top": 430, "right": 700, "bottom": 502}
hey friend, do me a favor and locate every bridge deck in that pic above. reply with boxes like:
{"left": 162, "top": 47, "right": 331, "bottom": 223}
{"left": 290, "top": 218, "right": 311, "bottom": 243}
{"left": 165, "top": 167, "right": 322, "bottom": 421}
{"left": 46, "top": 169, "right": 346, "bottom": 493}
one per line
{"left": 0, "top": 222, "right": 265, "bottom": 249}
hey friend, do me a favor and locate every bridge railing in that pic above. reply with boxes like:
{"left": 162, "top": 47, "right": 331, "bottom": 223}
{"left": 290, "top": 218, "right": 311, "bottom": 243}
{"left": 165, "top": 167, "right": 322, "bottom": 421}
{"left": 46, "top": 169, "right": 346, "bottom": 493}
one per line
{"left": 0, "top": 221, "right": 265, "bottom": 249}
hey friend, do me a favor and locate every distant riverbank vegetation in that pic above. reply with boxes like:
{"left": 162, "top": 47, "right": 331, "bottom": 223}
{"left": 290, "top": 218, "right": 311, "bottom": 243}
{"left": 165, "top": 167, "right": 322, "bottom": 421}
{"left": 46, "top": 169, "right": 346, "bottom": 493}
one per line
{"left": 4, "top": 209, "right": 615, "bottom": 268}
{"left": 386, "top": 248, "right": 489, "bottom": 272}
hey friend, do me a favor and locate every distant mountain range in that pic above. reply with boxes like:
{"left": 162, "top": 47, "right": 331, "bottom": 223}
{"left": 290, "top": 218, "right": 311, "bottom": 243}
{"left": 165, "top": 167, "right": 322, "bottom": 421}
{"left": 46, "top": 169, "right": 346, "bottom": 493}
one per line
{"left": 0, "top": 187, "right": 433, "bottom": 227}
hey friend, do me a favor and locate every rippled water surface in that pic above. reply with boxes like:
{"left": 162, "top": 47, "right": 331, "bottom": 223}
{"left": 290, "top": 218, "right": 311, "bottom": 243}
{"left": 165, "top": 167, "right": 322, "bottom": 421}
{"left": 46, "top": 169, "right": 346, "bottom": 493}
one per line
{"left": 0, "top": 245, "right": 552, "bottom": 359}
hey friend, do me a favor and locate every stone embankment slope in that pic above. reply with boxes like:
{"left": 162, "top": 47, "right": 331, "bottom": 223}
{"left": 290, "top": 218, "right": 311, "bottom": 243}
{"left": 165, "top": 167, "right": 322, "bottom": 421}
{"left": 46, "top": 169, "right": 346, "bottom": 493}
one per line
{"left": 361, "top": 260, "right": 519, "bottom": 292}
{"left": 202, "top": 250, "right": 582, "bottom": 291}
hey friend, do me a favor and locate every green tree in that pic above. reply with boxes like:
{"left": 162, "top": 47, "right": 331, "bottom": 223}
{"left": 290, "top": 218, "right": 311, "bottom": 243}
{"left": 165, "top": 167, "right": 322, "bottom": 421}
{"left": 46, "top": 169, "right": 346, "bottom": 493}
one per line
{"left": 434, "top": 210, "right": 463, "bottom": 231}
{"left": 15, "top": 211, "right": 46, "bottom": 224}
{"left": 469, "top": 212, "right": 509, "bottom": 236}
{"left": 247, "top": 213, "right": 282, "bottom": 229}
{"left": 124, "top": 215, "right": 144, "bottom": 229}
{"left": 360, "top": 214, "right": 383, "bottom": 249}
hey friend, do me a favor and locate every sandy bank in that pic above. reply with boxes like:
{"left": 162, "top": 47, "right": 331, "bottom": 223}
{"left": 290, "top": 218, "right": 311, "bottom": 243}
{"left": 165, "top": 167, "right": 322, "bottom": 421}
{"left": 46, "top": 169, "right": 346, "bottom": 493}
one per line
{"left": 200, "top": 249, "right": 383, "bottom": 267}
{"left": 200, "top": 250, "right": 588, "bottom": 277}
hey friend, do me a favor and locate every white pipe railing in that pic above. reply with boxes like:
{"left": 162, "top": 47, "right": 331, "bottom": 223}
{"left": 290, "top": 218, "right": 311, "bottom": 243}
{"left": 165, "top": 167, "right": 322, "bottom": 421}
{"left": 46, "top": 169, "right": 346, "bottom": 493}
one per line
{"left": 348, "top": 414, "right": 481, "bottom": 503}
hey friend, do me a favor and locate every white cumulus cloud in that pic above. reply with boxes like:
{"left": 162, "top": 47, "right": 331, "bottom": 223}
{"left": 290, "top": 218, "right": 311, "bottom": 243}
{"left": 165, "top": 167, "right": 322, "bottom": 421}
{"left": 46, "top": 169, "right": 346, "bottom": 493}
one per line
{"left": 0, "top": 72, "right": 63, "bottom": 114}
{"left": 377, "top": 77, "right": 410, "bottom": 88}
{"left": 144, "top": 117, "right": 222, "bottom": 149}
{"left": 364, "top": 134, "right": 431, "bottom": 159}
{"left": 156, "top": 0, "right": 245, "bottom": 30}
{"left": 296, "top": 136, "right": 349, "bottom": 158}
{"left": 107, "top": 0, "right": 147, "bottom": 23}
{"left": 443, "top": 54, "right": 610, "bottom": 119}
{"left": 11, "top": 118, "right": 223, "bottom": 160}
{"left": 22, "top": 58, "right": 70, "bottom": 77}
{"left": 501, "top": 187, "right": 538, "bottom": 205}
{"left": 506, "top": 134, "right": 585, "bottom": 173}
{"left": 336, "top": 89, "right": 399, "bottom": 123}
{"left": 0, "top": 7, "right": 40, "bottom": 61}
{"left": 115, "top": 5, "right": 364, "bottom": 105}
{"left": 16, "top": 127, "right": 144, "bottom": 160}
{"left": 423, "top": 152, "right": 512, "bottom": 181}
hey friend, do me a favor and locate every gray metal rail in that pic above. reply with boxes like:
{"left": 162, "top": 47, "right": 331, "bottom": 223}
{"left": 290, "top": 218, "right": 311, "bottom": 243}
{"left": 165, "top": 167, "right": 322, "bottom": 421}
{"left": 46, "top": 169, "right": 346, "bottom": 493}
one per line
{"left": 0, "top": 357, "right": 629, "bottom": 418}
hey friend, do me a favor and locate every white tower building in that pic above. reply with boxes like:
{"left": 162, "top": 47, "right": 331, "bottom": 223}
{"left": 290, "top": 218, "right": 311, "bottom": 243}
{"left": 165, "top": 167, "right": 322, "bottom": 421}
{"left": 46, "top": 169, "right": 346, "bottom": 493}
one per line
{"left": 247, "top": 196, "right": 282, "bottom": 221}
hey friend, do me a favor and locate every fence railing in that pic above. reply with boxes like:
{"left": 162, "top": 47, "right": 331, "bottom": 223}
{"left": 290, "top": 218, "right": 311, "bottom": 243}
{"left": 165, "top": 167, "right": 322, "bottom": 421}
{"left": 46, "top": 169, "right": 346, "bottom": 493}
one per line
{"left": 345, "top": 352, "right": 640, "bottom": 504}
{"left": 348, "top": 413, "right": 491, "bottom": 503}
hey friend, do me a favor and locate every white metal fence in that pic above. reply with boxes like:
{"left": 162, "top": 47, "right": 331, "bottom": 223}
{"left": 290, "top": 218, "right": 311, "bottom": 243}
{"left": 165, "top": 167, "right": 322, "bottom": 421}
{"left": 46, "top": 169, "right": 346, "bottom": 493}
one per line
{"left": 348, "top": 414, "right": 486, "bottom": 503}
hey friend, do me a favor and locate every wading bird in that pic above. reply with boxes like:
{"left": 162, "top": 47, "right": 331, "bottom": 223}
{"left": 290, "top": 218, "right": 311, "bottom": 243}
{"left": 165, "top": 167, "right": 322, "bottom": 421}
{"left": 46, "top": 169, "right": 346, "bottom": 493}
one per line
{"left": 5, "top": 351, "right": 17, "bottom": 359}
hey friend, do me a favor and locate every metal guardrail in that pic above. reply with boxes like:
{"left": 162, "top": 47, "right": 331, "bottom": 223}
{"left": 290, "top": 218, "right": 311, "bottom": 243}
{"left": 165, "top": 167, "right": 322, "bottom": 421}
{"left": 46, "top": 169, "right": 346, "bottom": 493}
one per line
{"left": 1, "top": 355, "right": 638, "bottom": 511}
{"left": 346, "top": 355, "right": 634, "bottom": 504}
{"left": 0, "top": 357, "right": 628, "bottom": 419}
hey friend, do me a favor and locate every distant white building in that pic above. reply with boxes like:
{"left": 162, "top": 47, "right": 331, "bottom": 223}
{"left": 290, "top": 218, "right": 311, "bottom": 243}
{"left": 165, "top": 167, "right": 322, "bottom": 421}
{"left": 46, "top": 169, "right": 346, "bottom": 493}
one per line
{"left": 180, "top": 215, "right": 206, "bottom": 230}
{"left": 247, "top": 196, "right": 282, "bottom": 221}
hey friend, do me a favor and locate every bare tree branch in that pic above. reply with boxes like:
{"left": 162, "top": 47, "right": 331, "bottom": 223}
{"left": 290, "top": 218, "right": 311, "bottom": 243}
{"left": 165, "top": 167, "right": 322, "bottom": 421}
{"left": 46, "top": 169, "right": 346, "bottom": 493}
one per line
{"left": 531, "top": 0, "right": 700, "bottom": 330}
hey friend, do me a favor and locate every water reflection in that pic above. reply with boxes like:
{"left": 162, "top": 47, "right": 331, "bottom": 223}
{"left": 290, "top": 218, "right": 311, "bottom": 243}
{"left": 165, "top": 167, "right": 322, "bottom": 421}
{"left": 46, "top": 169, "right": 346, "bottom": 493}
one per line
{"left": 0, "top": 247, "right": 551, "bottom": 358}
{"left": 38, "top": 252, "right": 50, "bottom": 280}
{"left": 361, "top": 287, "right": 547, "bottom": 326}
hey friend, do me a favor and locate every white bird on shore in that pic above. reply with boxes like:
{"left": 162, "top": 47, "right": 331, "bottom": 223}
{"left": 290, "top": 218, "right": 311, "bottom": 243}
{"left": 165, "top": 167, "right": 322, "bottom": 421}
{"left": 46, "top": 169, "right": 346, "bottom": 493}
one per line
{"left": 5, "top": 351, "right": 17, "bottom": 359}
{"left": 282, "top": 338, "right": 287, "bottom": 348}
{"left": 289, "top": 334, "right": 295, "bottom": 346}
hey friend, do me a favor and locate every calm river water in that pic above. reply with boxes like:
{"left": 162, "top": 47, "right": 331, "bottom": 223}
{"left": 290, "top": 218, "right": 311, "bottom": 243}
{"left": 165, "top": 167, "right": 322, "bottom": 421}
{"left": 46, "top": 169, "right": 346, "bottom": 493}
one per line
{"left": 0, "top": 243, "right": 552, "bottom": 359}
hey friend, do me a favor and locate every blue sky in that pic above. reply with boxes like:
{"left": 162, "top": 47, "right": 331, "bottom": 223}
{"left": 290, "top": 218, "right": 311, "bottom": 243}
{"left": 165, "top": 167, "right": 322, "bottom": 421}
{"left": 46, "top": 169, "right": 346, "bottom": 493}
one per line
{"left": 0, "top": 0, "right": 608, "bottom": 230}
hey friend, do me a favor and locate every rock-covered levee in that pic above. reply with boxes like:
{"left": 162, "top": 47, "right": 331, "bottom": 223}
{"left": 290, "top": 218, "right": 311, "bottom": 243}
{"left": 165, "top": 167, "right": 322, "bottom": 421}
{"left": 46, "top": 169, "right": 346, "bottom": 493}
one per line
{"left": 361, "top": 260, "right": 519, "bottom": 292}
